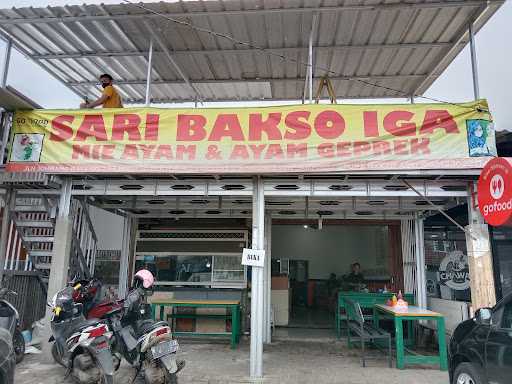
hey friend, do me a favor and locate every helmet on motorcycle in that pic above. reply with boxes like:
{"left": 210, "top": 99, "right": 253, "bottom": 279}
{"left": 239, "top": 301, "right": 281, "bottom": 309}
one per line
{"left": 133, "top": 269, "right": 154, "bottom": 289}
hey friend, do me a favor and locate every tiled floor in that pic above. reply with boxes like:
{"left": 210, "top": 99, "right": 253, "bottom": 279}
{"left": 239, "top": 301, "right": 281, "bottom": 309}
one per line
{"left": 16, "top": 336, "right": 449, "bottom": 384}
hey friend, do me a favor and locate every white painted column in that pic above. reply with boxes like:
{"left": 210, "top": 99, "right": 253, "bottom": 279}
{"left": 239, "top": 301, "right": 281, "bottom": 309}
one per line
{"left": 118, "top": 216, "right": 131, "bottom": 298}
{"left": 414, "top": 215, "right": 427, "bottom": 309}
{"left": 469, "top": 22, "right": 480, "bottom": 100}
{"left": 250, "top": 177, "right": 265, "bottom": 378}
{"left": 263, "top": 214, "right": 272, "bottom": 343}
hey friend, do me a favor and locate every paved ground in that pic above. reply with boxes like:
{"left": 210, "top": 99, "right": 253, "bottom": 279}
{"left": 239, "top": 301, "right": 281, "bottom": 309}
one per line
{"left": 16, "top": 337, "right": 449, "bottom": 384}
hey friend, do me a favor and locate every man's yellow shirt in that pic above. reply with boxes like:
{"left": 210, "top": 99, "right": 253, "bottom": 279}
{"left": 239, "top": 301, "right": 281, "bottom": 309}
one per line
{"left": 102, "top": 85, "right": 123, "bottom": 108}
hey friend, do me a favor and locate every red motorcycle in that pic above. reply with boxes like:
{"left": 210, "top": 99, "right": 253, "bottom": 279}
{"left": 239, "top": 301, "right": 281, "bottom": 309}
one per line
{"left": 70, "top": 278, "right": 124, "bottom": 320}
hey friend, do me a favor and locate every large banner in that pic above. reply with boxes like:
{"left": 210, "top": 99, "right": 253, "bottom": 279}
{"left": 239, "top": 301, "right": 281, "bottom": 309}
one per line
{"left": 6, "top": 100, "right": 496, "bottom": 174}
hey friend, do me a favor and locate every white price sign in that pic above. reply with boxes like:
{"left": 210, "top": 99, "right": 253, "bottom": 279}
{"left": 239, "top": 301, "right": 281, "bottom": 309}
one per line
{"left": 242, "top": 248, "right": 265, "bottom": 268}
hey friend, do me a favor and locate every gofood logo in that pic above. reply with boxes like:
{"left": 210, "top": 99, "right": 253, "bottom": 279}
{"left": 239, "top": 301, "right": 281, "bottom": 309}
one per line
{"left": 490, "top": 174, "right": 504, "bottom": 200}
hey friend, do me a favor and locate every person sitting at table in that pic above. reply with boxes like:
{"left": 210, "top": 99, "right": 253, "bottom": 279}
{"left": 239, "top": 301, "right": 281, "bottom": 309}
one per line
{"left": 345, "top": 262, "right": 365, "bottom": 290}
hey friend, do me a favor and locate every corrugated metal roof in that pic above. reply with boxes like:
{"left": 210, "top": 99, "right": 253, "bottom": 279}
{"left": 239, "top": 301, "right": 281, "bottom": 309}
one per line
{"left": 0, "top": 0, "right": 503, "bottom": 104}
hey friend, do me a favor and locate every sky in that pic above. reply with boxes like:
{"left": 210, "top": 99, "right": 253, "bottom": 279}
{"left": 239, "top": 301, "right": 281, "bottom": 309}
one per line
{"left": 0, "top": 0, "right": 511, "bottom": 131}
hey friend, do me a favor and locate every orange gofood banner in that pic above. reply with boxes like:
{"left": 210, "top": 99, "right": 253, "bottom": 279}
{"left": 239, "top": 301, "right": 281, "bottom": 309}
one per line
{"left": 6, "top": 100, "right": 496, "bottom": 174}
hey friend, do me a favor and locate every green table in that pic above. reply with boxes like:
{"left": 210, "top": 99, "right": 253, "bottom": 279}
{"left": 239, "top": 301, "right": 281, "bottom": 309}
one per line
{"left": 150, "top": 299, "right": 241, "bottom": 349}
{"left": 336, "top": 292, "right": 415, "bottom": 338}
{"left": 373, "top": 304, "right": 448, "bottom": 370}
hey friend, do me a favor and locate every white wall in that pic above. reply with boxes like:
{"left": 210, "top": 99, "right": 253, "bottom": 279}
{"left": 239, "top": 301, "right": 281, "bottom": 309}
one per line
{"left": 89, "top": 206, "right": 124, "bottom": 250}
{"left": 271, "top": 224, "right": 389, "bottom": 279}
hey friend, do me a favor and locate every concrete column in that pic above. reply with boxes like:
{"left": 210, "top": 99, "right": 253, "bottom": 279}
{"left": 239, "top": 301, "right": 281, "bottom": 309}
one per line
{"left": 0, "top": 189, "right": 13, "bottom": 283}
{"left": 250, "top": 176, "right": 265, "bottom": 378}
{"left": 42, "top": 178, "right": 73, "bottom": 361}
{"left": 466, "top": 182, "right": 496, "bottom": 310}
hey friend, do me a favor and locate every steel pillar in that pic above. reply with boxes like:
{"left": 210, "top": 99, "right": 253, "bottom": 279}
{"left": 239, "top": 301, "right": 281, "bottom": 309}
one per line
{"left": 1, "top": 39, "right": 12, "bottom": 88}
{"left": 469, "top": 22, "right": 480, "bottom": 100}
{"left": 414, "top": 215, "right": 427, "bottom": 309}
{"left": 250, "top": 177, "right": 265, "bottom": 378}
{"left": 145, "top": 38, "right": 153, "bottom": 106}
{"left": 263, "top": 214, "right": 272, "bottom": 344}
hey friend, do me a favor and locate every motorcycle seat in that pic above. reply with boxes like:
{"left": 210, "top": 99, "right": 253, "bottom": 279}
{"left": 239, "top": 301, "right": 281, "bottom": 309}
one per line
{"left": 76, "top": 318, "right": 104, "bottom": 332}
{"left": 139, "top": 321, "right": 169, "bottom": 335}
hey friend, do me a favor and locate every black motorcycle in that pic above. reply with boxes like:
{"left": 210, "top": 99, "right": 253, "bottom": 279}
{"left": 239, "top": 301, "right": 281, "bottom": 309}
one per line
{"left": 103, "top": 286, "right": 184, "bottom": 384}
{"left": 0, "top": 288, "right": 25, "bottom": 364}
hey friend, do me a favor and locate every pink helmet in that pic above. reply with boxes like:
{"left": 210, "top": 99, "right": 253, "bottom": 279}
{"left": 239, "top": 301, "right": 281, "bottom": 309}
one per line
{"left": 134, "top": 269, "right": 154, "bottom": 289}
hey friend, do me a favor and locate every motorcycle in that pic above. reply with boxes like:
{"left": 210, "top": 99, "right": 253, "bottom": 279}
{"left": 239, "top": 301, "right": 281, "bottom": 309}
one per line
{"left": 0, "top": 288, "right": 25, "bottom": 364}
{"left": 49, "top": 284, "right": 117, "bottom": 384}
{"left": 103, "top": 286, "right": 185, "bottom": 384}
{"left": 0, "top": 288, "right": 19, "bottom": 384}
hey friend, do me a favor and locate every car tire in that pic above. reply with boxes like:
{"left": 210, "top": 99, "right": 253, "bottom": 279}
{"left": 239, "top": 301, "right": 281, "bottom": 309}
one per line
{"left": 452, "top": 362, "right": 484, "bottom": 384}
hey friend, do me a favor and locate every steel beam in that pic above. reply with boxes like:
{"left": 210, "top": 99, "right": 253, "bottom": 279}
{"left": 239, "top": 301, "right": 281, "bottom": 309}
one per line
{"left": 0, "top": 2, "right": 494, "bottom": 26}
{"left": 0, "top": 38, "right": 11, "bottom": 88}
{"left": 31, "top": 42, "right": 452, "bottom": 60}
{"left": 143, "top": 21, "right": 203, "bottom": 103}
{"left": 69, "top": 74, "right": 426, "bottom": 87}
{"left": 0, "top": 189, "right": 13, "bottom": 282}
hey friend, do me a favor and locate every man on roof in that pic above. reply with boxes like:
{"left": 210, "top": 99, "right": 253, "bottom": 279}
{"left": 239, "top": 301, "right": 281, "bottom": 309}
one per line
{"left": 80, "top": 73, "right": 123, "bottom": 109}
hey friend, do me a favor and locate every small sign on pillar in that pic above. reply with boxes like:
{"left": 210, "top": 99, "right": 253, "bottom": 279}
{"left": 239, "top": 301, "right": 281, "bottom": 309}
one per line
{"left": 242, "top": 248, "right": 265, "bottom": 268}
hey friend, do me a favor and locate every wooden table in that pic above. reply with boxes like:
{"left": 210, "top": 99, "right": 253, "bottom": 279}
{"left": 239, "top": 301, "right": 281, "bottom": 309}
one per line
{"left": 373, "top": 304, "right": 448, "bottom": 370}
{"left": 150, "top": 299, "right": 241, "bottom": 349}
{"left": 336, "top": 292, "right": 415, "bottom": 339}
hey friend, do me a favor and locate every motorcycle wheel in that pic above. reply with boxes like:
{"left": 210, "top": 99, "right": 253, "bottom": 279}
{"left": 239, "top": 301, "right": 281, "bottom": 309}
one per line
{"left": 13, "top": 328, "right": 25, "bottom": 364}
{"left": 51, "top": 343, "right": 66, "bottom": 367}
{"left": 164, "top": 373, "right": 178, "bottom": 384}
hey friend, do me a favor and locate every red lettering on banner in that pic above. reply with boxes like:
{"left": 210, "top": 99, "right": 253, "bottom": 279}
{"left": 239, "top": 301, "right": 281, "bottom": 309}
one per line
{"left": 144, "top": 114, "right": 159, "bottom": 141}
{"left": 102, "top": 145, "right": 116, "bottom": 159}
{"left": 92, "top": 145, "right": 101, "bottom": 159}
{"left": 249, "top": 144, "right": 267, "bottom": 160}
{"left": 230, "top": 145, "right": 249, "bottom": 160}
{"left": 420, "top": 110, "right": 459, "bottom": 134}
{"left": 336, "top": 142, "right": 351, "bottom": 157}
{"left": 314, "top": 111, "right": 345, "bottom": 139}
{"left": 112, "top": 114, "right": 141, "bottom": 141}
{"left": 249, "top": 113, "right": 282, "bottom": 140}
{"left": 121, "top": 144, "right": 138, "bottom": 160}
{"left": 265, "top": 144, "right": 285, "bottom": 159}
{"left": 363, "top": 111, "right": 379, "bottom": 137}
{"left": 50, "top": 115, "right": 74, "bottom": 141}
{"left": 383, "top": 111, "right": 416, "bottom": 136}
{"left": 284, "top": 111, "right": 311, "bottom": 140}
{"left": 75, "top": 115, "right": 108, "bottom": 141}
{"left": 410, "top": 138, "right": 431, "bottom": 154}
{"left": 353, "top": 141, "right": 371, "bottom": 157}
{"left": 72, "top": 144, "right": 90, "bottom": 159}
{"left": 176, "top": 145, "right": 196, "bottom": 160}
{"left": 154, "top": 145, "right": 173, "bottom": 160}
{"left": 287, "top": 143, "right": 307, "bottom": 158}
{"left": 318, "top": 143, "right": 335, "bottom": 158}
{"left": 177, "top": 114, "right": 206, "bottom": 141}
{"left": 393, "top": 140, "right": 409, "bottom": 155}
{"left": 372, "top": 141, "right": 392, "bottom": 155}
{"left": 139, "top": 145, "right": 156, "bottom": 159}
{"left": 209, "top": 114, "right": 244, "bottom": 141}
